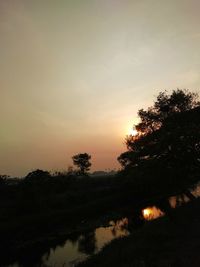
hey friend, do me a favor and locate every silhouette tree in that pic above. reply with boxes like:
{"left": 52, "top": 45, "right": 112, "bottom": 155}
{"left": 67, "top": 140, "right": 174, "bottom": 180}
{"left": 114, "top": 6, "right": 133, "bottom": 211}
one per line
{"left": 0, "top": 175, "right": 9, "bottom": 187}
{"left": 134, "top": 89, "right": 199, "bottom": 135}
{"left": 24, "top": 169, "right": 51, "bottom": 183}
{"left": 118, "top": 89, "right": 200, "bottom": 199}
{"left": 67, "top": 165, "right": 75, "bottom": 176}
{"left": 72, "top": 153, "right": 91, "bottom": 175}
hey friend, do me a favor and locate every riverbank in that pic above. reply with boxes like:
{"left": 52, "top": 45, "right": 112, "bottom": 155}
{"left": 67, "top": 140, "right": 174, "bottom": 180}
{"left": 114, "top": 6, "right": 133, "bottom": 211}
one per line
{"left": 0, "top": 196, "right": 129, "bottom": 266}
{"left": 77, "top": 197, "right": 200, "bottom": 267}
{"left": 0, "top": 174, "right": 197, "bottom": 266}
{"left": 0, "top": 174, "right": 141, "bottom": 266}
{"left": 0, "top": 174, "right": 164, "bottom": 263}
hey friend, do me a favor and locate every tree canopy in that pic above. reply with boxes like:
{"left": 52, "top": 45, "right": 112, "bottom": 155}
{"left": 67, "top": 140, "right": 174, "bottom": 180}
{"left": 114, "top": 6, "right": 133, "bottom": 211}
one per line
{"left": 24, "top": 169, "right": 51, "bottom": 183}
{"left": 72, "top": 153, "right": 91, "bottom": 175}
{"left": 118, "top": 89, "right": 200, "bottom": 197}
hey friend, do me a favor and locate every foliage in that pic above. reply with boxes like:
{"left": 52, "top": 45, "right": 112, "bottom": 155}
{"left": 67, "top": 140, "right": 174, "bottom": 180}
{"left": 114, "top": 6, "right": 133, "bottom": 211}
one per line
{"left": 118, "top": 89, "right": 200, "bottom": 195}
{"left": 0, "top": 175, "right": 9, "bottom": 186}
{"left": 24, "top": 169, "right": 51, "bottom": 183}
{"left": 135, "top": 89, "right": 199, "bottom": 135}
{"left": 72, "top": 153, "right": 92, "bottom": 175}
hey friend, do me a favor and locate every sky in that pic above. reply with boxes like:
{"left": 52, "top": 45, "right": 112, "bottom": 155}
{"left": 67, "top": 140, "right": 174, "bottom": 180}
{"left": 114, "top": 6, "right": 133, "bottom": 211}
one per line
{"left": 1, "top": 0, "right": 200, "bottom": 177}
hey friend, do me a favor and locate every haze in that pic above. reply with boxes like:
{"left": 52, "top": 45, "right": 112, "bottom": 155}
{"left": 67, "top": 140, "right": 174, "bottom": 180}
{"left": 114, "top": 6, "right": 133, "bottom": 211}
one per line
{"left": 1, "top": 0, "right": 200, "bottom": 176}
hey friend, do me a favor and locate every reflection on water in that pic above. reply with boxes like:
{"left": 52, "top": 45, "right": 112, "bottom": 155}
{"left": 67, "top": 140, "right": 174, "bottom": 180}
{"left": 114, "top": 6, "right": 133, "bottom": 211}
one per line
{"left": 44, "top": 219, "right": 129, "bottom": 267}
{"left": 142, "top": 206, "right": 164, "bottom": 220}
{"left": 169, "top": 194, "right": 190, "bottom": 208}
{"left": 169, "top": 184, "right": 200, "bottom": 208}
{"left": 7, "top": 219, "right": 129, "bottom": 267}
{"left": 6, "top": 185, "right": 200, "bottom": 267}
{"left": 142, "top": 185, "right": 200, "bottom": 221}
{"left": 192, "top": 184, "right": 200, "bottom": 197}
{"left": 5, "top": 207, "right": 168, "bottom": 267}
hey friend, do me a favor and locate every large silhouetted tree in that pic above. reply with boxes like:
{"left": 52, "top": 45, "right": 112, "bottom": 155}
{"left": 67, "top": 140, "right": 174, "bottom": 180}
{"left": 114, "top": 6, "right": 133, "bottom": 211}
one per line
{"left": 118, "top": 89, "right": 200, "bottom": 198}
{"left": 72, "top": 153, "right": 91, "bottom": 175}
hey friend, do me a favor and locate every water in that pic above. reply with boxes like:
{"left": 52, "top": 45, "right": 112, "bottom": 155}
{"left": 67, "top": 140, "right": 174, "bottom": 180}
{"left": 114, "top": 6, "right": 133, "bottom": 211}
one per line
{"left": 5, "top": 186, "right": 200, "bottom": 267}
{"left": 5, "top": 208, "right": 165, "bottom": 267}
{"left": 6, "top": 219, "right": 129, "bottom": 267}
{"left": 44, "top": 219, "right": 129, "bottom": 267}
{"left": 142, "top": 206, "right": 164, "bottom": 220}
{"left": 169, "top": 184, "right": 200, "bottom": 208}
{"left": 3, "top": 206, "right": 170, "bottom": 267}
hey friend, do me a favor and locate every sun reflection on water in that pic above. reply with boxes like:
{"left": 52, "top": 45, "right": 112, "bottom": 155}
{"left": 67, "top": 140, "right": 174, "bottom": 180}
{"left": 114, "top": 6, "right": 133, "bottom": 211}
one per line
{"left": 142, "top": 206, "right": 164, "bottom": 220}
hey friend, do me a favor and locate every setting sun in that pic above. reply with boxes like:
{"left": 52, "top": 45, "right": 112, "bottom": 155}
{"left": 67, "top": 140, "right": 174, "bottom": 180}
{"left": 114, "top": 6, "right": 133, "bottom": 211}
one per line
{"left": 129, "top": 128, "right": 138, "bottom": 136}
{"left": 0, "top": 0, "right": 200, "bottom": 265}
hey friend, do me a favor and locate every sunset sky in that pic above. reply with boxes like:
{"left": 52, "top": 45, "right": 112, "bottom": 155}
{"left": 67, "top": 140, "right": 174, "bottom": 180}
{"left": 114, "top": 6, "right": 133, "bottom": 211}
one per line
{"left": 1, "top": 0, "right": 200, "bottom": 176}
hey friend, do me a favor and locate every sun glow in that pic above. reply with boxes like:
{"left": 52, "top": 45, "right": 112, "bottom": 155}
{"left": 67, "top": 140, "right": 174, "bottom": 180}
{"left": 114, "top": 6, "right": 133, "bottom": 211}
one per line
{"left": 125, "top": 119, "right": 140, "bottom": 137}
{"left": 142, "top": 207, "right": 164, "bottom": 220}
{"left": 142, "top": 208, "right": 152, "bottom": 218}
{"left": 129, "top": 129, "right": 138, "bottom": 136}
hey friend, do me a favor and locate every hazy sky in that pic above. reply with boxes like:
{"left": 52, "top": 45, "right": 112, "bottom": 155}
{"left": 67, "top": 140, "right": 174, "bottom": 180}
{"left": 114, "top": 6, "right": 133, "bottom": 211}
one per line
{"left": 1, "top": 0, "right": 200, "bottom": 176}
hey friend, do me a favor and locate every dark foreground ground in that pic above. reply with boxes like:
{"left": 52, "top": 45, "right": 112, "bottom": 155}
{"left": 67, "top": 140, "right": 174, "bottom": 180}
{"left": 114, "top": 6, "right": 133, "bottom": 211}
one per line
{"left": 1, "top": 175, "right": 199, "bottom": 266}
{"left": 0, "top": 174, "right": 144, "bottom": 264}
{"left": 78, "top": 197, "right": 200, "bottom": 267}
{"left": 0, "top": 173, "right": 176, "bottom": 263}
